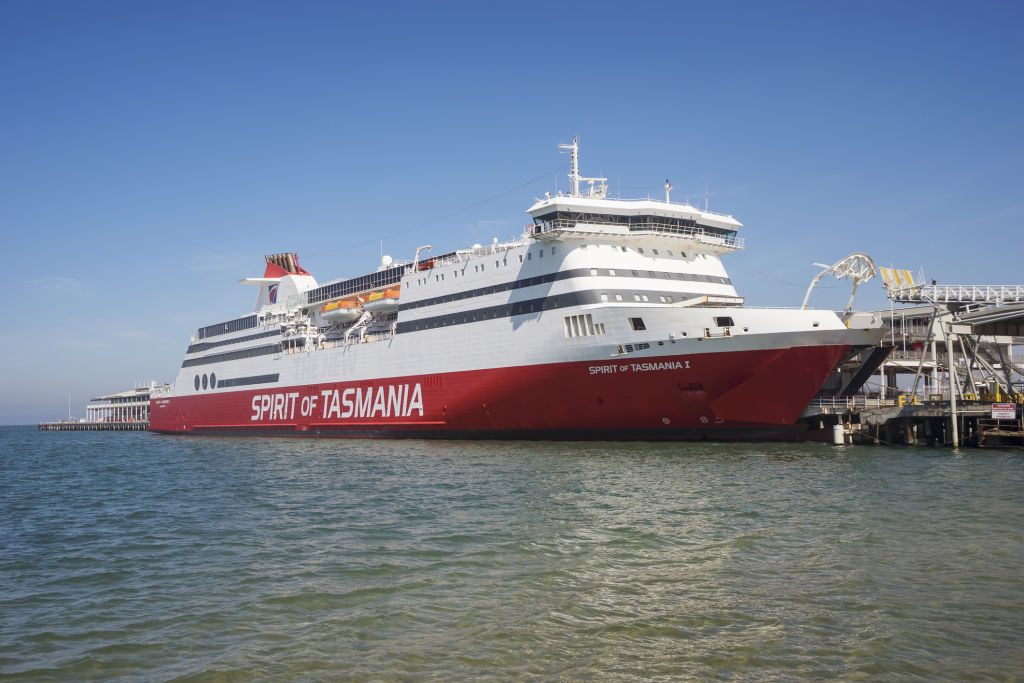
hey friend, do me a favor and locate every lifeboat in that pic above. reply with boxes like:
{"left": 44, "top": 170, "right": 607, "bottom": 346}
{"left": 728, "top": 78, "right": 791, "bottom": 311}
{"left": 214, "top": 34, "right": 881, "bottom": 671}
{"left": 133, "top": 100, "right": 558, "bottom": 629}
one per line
{"left": 320, "top": 298, "right": 362, "bottom": 323}
{"left": 363, "top": 288, "right": 400, "bottom": 313}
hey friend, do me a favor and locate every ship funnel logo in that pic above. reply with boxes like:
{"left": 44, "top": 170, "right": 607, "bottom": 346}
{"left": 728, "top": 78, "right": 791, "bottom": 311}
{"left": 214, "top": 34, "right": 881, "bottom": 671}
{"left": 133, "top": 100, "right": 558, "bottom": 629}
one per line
{"left": 268, "top": 284, "right": 278, "bottom": 304}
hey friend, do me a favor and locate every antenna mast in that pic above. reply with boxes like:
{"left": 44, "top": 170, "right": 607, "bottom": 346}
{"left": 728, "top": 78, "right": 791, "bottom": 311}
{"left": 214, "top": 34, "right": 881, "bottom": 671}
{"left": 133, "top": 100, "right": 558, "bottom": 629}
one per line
{"left": 557, "top": 136, "right": 607, "bottom": 198}
{"left": 558, "top": 136, "right": 580, "bottom": 197}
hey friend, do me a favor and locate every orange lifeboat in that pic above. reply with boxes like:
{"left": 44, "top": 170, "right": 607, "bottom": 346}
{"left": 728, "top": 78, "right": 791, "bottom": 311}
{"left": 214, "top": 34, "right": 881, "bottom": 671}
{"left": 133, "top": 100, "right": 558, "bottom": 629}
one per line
{"left": 320, "top": 297, "right": 363, "bottom": 323}
{"left": 363, "top": 288, "right": 400, "bottom": 313}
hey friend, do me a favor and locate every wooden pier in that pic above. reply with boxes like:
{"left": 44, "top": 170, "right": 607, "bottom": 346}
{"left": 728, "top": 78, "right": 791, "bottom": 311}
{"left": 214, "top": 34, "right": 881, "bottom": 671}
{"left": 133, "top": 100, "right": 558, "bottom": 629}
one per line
{"left": 38, "top": 421, "right": 149, "bottom": 432}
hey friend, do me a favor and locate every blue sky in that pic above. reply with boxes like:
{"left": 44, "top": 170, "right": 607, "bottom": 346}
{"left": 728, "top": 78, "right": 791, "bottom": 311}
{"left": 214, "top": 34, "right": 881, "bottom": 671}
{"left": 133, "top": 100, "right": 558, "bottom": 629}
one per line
{"left": 2, "top": 0, "right": 1022, "bottom": 423}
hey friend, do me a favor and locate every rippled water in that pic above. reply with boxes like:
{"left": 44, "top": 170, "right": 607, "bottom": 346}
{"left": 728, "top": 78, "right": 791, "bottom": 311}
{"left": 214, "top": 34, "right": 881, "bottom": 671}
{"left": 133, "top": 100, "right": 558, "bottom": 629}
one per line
{"left": 1, "top": 426, "right": 1022, "bottom": 680}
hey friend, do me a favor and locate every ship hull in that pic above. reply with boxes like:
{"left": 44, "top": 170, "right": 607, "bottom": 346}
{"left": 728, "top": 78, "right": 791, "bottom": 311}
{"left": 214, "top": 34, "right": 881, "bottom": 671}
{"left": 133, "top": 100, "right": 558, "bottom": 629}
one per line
{"left": 150, "top": 344, "right": 850, "bottom": 441}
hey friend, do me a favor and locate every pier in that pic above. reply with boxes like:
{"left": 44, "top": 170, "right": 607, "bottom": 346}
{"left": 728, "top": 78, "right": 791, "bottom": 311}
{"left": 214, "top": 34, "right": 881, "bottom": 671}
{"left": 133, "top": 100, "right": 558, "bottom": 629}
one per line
{"left": 803, "top": 397, "right": 1024, "bottom": 448}
{"left": 38, "top": 420, "right": 149, "bottom": 431}
{"left": 38, "top": 381, "right": 167, "bottom": 433}
{"left": 805, "top": 270, "right": 1024, "bottom": 448}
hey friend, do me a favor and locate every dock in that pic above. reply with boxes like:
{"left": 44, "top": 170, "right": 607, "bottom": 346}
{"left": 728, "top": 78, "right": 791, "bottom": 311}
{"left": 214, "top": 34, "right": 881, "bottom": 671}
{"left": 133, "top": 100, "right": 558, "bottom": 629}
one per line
{"left": 803, "top": 397, "right": 1024, "bottom": 448}
{"left": 38, "top": 420, "right": 150, "bottom": 431}
{"left": 800, "top": 269, "right": 1024, "bottom": 448}
{"left": 38, "top": 382, "right": 166, "bottom": 433}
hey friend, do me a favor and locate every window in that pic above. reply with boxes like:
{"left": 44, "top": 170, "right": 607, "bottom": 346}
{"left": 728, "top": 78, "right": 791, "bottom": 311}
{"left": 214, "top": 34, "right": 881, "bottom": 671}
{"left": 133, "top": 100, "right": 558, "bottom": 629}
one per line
{"left": 629, "top": 317, "right": 646, "bottom": 331}
{"left": 591, "top": 268, "right": 598, "bottom": 276}
{"left": 608, "top": 269, "right": 616, "bottom": 276}
{"left": 519, "top": 255, "right": 523, "bottom": 262}
{"left": 615, "top": 294, "right": 623, "bottom": 301}
{"left": 539, "top": 249, "right": 544, "bottom": 258}
{"left": 194, "top": 375, "right": 200, "bottom": 391}
{"left": 653, "top": 249, "right": 659, "bottom": 255}
{"left": 600, "top": 293, "right": 609, "bottom": 302}
{"left": 714, "top": 316, "right": 735, "bottom": 327}
{"left": 638, "top": 248, "right": 644, "bottom": 254}
{"left": 551, "top": 247, "right": 556, "bottom": 255}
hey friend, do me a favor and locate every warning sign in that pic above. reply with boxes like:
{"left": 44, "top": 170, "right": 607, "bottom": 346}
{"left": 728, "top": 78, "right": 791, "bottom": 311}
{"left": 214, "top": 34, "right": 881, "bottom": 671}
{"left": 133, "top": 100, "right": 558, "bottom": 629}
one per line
{"left": 991, "top": 403, "right": 1017, "bottom": 420}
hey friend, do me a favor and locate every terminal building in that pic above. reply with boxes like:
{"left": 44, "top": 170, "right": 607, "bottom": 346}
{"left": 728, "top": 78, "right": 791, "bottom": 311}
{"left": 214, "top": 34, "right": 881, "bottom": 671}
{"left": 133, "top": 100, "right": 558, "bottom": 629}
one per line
{"left": 39, "top": 381, "right": 169, "bottom": 431}
{"left": 85, "top": 384, "right": 159, "bottom": 423}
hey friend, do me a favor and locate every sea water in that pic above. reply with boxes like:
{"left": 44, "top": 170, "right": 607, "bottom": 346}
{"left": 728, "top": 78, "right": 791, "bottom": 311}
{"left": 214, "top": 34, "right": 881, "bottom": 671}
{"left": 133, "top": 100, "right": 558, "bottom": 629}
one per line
{"left": 1, "top": 426, "right": 1021, "bottom": 680}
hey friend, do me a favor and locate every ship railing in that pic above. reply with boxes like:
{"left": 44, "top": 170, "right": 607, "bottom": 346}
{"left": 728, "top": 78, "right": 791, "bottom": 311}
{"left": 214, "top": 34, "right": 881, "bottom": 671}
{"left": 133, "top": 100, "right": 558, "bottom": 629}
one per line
{"left": 403, "top": 240, "right": 524, "bottom": 273}
{"left": 588, "top": 197, "right": 738, "bottom": 220}
{"left": 362, "top": 330, "right": 394, "bottom": 344}
{"left": 533, "top": 218, "right": 745, "bottom": 248}
{"left": 151, "top": 384, "right": 172, "bottom": 398}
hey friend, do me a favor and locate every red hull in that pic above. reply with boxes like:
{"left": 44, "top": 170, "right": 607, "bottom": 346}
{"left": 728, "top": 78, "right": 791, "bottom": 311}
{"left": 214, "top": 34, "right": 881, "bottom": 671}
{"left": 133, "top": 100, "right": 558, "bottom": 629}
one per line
{"left": 150, "top": 345, "right": 849, "bottom": 441}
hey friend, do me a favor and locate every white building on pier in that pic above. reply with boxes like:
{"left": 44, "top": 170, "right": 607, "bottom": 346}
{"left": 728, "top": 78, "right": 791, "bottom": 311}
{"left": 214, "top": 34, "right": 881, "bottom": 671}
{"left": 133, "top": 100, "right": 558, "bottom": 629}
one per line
{"left": 85, "top": 382, "right": 167, "bottom": 423}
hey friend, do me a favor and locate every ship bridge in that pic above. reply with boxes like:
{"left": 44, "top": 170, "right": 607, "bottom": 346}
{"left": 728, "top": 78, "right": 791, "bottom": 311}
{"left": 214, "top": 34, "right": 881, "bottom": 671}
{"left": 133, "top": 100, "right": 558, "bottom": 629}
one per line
{"left": 526, "top": 137, "right": 743, "bottom": 253}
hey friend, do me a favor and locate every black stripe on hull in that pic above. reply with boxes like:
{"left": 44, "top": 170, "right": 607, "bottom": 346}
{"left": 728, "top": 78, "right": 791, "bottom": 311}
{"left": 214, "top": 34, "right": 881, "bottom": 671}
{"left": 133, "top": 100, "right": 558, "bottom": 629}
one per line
{"left": 214, "top": 373, "right": 281, "bottom": 388}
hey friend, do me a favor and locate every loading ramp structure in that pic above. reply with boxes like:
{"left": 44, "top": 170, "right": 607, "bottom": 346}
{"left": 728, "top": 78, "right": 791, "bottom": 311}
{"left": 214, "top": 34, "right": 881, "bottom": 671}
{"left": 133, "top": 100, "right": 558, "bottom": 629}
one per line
{"left": 805, "top": 268, "right": 1024, "bottom": 447}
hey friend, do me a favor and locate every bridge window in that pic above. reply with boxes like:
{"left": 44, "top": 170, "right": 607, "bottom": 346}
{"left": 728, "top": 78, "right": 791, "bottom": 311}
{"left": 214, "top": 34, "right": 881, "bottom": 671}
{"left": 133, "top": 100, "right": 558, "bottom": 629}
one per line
{"left": 630, "top": 317, "right": 646, "bottom": 331}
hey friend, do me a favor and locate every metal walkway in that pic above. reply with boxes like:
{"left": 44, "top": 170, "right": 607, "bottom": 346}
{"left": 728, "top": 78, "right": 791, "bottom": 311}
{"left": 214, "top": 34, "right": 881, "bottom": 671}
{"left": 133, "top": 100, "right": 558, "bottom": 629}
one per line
{"left": 893, "top": 284, "right": 1024, "bottom": 305}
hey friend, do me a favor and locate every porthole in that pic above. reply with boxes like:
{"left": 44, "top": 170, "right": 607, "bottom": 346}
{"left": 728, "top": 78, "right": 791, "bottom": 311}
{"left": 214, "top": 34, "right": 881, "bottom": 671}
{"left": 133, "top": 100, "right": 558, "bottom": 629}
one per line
{"left": 202, "top": 374, "right": 208, "bottom": 390}
{"left": 194, "top": 375, "right": 200, "bottom": 391}
{"left": 210, "top": 373, "right": 217, "bottom": 389}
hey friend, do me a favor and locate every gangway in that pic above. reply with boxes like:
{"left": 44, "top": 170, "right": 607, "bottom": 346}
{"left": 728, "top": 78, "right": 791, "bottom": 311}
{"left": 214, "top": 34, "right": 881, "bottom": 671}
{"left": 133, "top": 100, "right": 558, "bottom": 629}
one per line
{"left": 880, "top": 268, "right": 1024, "bottom": 305}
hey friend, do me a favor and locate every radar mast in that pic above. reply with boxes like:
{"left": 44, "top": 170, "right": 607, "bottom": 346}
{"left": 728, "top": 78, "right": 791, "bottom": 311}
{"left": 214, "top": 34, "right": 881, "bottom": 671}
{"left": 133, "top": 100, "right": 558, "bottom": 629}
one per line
{"left": 557, "top": 136, "right": 608, "bottom": 198}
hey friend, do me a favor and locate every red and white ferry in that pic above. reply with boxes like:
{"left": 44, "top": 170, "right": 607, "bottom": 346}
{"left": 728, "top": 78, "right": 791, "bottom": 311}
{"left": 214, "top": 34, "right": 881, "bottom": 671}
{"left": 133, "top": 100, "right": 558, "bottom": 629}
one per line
{"left": 150, "top": 139, "right": 885, "bottom": 440}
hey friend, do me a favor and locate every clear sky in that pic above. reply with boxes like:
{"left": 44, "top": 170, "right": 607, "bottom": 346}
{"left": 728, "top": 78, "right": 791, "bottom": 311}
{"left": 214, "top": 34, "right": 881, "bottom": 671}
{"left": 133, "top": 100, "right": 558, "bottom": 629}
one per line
{"left": 1, "top": 0, "right": 1022, "bottom": 424}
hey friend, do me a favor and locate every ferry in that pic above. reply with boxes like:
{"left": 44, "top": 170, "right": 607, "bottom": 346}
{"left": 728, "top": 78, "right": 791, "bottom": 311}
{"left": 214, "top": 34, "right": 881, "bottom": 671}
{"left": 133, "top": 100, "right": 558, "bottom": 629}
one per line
{"left": 150, "top": 138, "right": 886, "bottom": 440}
